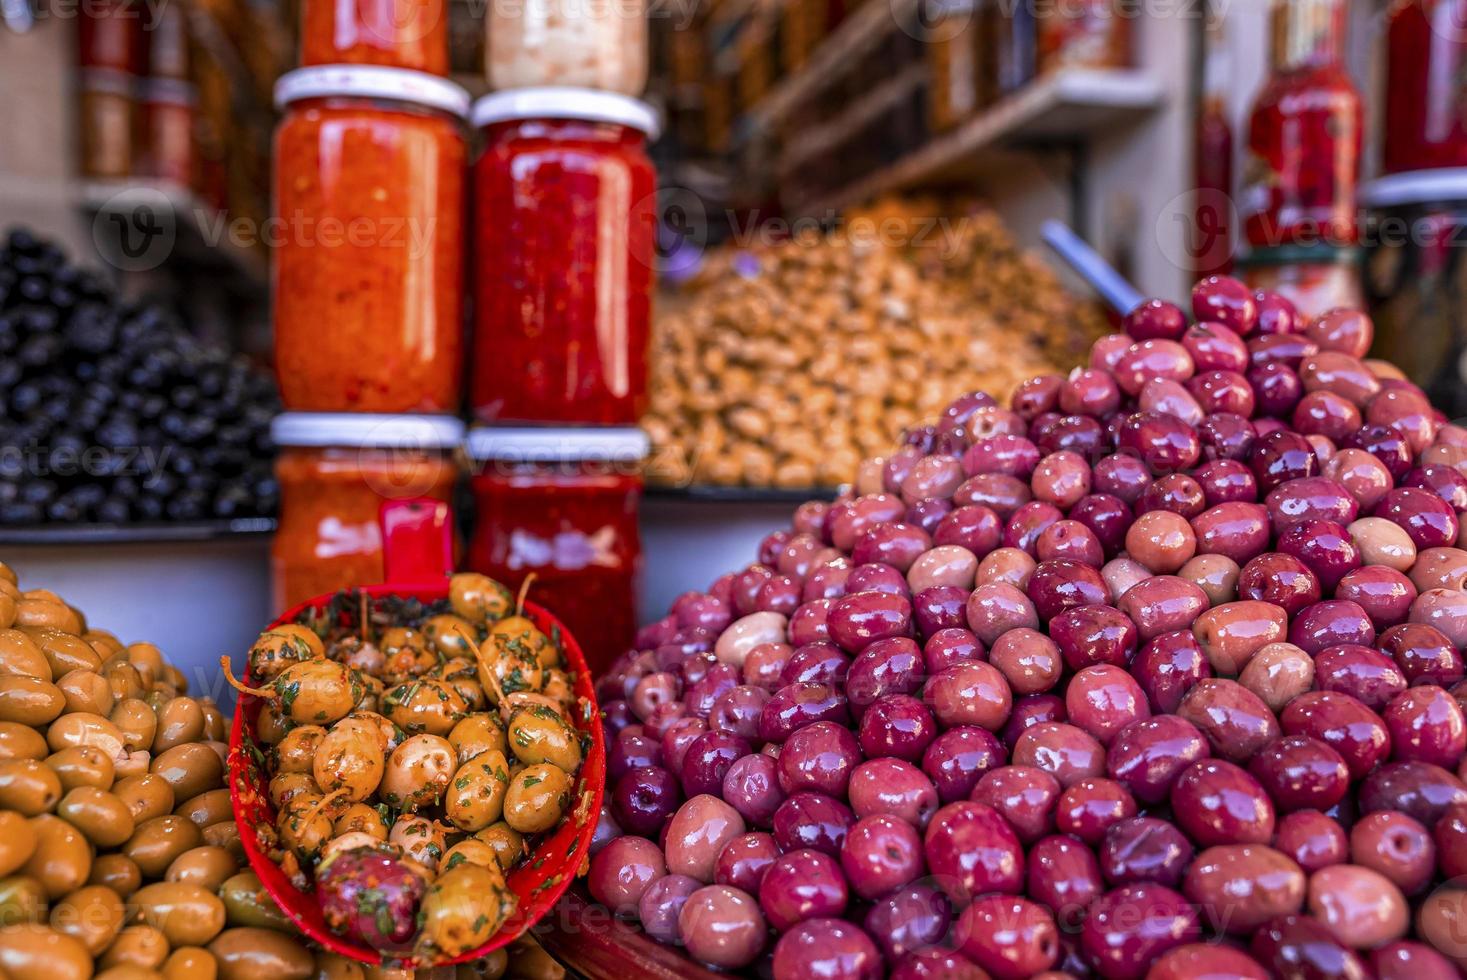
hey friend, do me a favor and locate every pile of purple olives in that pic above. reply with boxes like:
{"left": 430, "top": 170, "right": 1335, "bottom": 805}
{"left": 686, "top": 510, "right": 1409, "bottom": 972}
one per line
{"left": 590, "top": 279, "right": 1467, "bottom": 979}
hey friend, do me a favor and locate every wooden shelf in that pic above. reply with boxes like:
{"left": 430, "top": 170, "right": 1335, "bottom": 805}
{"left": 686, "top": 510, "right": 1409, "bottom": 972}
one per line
{"left": 745, "top": 0, "right": 919, "bottom": 134}
{"left": 777, "top": 62, "right": 926, "bottom": 175}
{"left": 78, "top": 178, "right": 269, "bottom": 289}
{"left": 790, "top": 67, "right": 1165, "bottom": 215}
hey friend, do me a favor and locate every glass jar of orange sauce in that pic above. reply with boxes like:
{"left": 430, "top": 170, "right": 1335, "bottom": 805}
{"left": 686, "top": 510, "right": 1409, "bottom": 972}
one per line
{"left": 271, "top": 413, "right": 463, "bottom": 611}
{"left": 466, "top": 427, "right": 647, "bottom": 675}
{"left": 301, "top": 0, "right": 448, "bottom": 74}
{"left": 273, "top": 67, "right": 468, "bottom": 415}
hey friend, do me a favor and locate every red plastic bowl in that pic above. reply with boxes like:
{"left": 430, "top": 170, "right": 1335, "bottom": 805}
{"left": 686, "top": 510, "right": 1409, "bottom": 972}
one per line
{"left": 226, "top": 502, "right": 606, "bottom": 967}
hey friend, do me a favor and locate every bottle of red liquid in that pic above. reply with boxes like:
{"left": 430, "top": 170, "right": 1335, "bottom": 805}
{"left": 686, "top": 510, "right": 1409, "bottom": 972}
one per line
{"left": 1384, "top": 0, "right": 1467, "bottom": 174}
{"left": 1242, "top": 0, "right": 1362, "bottom": 248}
{"left": 1193, "top": 2, "right": 1234, "bottom": 277}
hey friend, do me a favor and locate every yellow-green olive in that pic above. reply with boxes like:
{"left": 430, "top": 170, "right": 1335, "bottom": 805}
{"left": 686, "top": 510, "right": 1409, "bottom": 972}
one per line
{"left": 163, "top": 946, "right": 217, "bottom": 980}
{"left": 151, "top": 698, "right": 206, "bottom": 754}
{"left": 421, "top": 615, "right": 478, "bottom": 660}
{"left": 198, "top": 701, "right": 227, "bottom": 743}
{"left": 90, "top": 854, "right": 142, "bottom": 898}
{"left": 57, "top": 786, "right": 135, "bottom": 847}
{"left": 414, "top": 863, "right": 514, "bottom": 960}
{"left": 502, "top": 764, "right": 572, "bottom": 835}
{"left": 50, "top": 882, "right": 125, "bottom": 954}
{"left": 0, "top": 922, "right": 94, "bottom": 980}
{"left": 208, "top": 926, "right": 314, "bottom": 980}
{"left": 47, "top": 745, "right": 116, "bottom": 793}
{"left": 312, "top": 720, "right": 384, "bottom": 803}
{"left": 456, "top": 948, "right": 509, "bottom": 980}
{"left": 218, "top": 872, "right": 293, "bottom": 933}
{"left": 175, "top": 789, "right": 232, "bottom": 830}
{"left": 332, "top": 804, "right": 388, "bottom": 841}
{"left": 387, "top": 816, "right": 447, "bottom": 871}
{"left": 272, "top": 727, "right": 324, "bottom": 776}
{"left": 165, "top": 846, "right": 239, "bottom": 893}
{"left": 317, "top": 832, "right": 382, "bottom": 866}
{"left": 150, "top": 743, "right": 223, "bottom": 802}
{"left": 105, "top": 664, "right": 147, "bottom": 707}
{"left": 229, "top": 660, "right": 362, "bottom": 728}
{"left": 0, "top": 631, "right": 51, "bottom": 683}
{"left": 247, "top": 626, "right": 325, "bottom": 682}
{"left": 99, "top": 924, "right": 169, "bottom": 970}
{"left": 0, "top": 876, "right": 46, "bottom": 926}
{"left": 506, "top": 706, "right": 582, "bottom": 772}
{"left": 267, "top": 773, "right": 319, "bottom": 811}
{"left": 448, "top": 715, "right": 507, "bottom": 766}
{"left": 201, "top": 822, "right": 243, "bottom": 862}
{"left": 487, "top": 615, "right": 556, "bottom": 670}
{"left": 0, "top": 723, "right": 47, "bottom": 762}
{"left": 23, "top": 815, "right": 91, "bottom": 900}
{"left": 131, "top": 881, "right": 227, "bottom": 947}
{"left": 114, "top": 774, "right": 175, "bottom": 825}
{"left": 440, "top": 839, "right": 500, "bottom": 873}
{"left": 123, "top": 816, "right": 203, "bottom": 879}
{"left": 313, "top": 951, "right": 367, "bottom": 980}
{"left": 346, "top": 711, "right": 403, "bottom": 754}
{"left": 381, "top": 680, "right": 467, "bottom": 738}
{"left": 160, "top": 664, "right": 186, "bottom": 694}
{"left": 475, "top": 637, "right": 543, "bottom": 703}
{"left": 46, "top": 712, "right": 126, "bottom": 760}
{"left": 255, "top": 703, "right": 289, "bottom": 746}
{"left": 31, "top": 630, "right": 100, "bottom": 677}
{"left": 277, "top": 792, "right": 342, "bottom": 861}
{"left": 0, "top": 677, "right": 64, "bottom": 727}
{"left": 112, "top": 697, "right": 159, "bottom": 752}
{"left": 449, "top": 574, "right": 514, "bottom": 626}
{"left": 0, "top": 760, "right": 61, "bottom": 816}
{"left": 352, "top": 674, "right": 383, "bottom": 714}
{"left": 0, "top": 813, "right": 36, "bottom": 878}
{"left": 125, "top": 644, "right": 164, "bottom": 688}
{"left": 444, "top": 751, "right": 509, "bottom": 833}
{"left": 473, "top": 823, "right": 524, "bottom": 871}
{"left": 56, "top": 668, "right": 113, "bottom": 716}
{"left": 379, "top": 735, "right": 455, "bottom": 811}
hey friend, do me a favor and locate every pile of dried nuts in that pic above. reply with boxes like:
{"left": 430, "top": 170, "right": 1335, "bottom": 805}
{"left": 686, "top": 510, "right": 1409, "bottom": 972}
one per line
{"left": 234, "top": 573, "right": 588, "bottom": 966}
{"left": 643, "top": 197, "right": 1106, "bottom": 489}
{"left": 0, "top": 560, "right": 568, "bottom": 980}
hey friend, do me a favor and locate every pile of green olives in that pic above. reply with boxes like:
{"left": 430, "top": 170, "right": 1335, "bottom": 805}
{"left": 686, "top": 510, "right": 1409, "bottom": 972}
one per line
{"left": 234, "top": 574, "right": 588, "bottom": 962}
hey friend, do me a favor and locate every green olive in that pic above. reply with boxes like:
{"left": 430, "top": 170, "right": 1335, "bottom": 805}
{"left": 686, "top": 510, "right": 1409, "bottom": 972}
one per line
{"left": 175, "top": 789, "right": 232, "bottom": 830}
{"left": 272, "top": 726, "right": 326, "bottom": 775}
{"left": 475, "top": 637, "right": 543, "bottom": 704}
{"left": 449, "top": 574, "right": 513, "bottom": 625}
{"left": 0, "top": 723, "right": 47, "bottom": 762}
{"left": 89, "top": 854, "right": 142, "bottom": 898}
{"left": 473, "top": 823, "right": 524, "bottom": 872}
{"left": 440, "top": 839, "right": 500, "bottom": 873}
{"left": 506, "top": 706, "right": 582, "bottom": 772}
{"left": 267, "top": 772, "right": 319, "bottom": 811}
{"left": 248, "top": 626, "right": 324, "bottom": 682}
{"left": 123, "top": 815, "right": 203, "bottom": 879}
{"left": 381, "top": 680, "right": 467, "bottom": 738}
{"left": 378, "top": 735, "right": 455, "bottom": 811}
{"left": 98, "top": 923, "right": 169, "bottom": 970}
{"left": 0, "top": 876, "right": 47, "bottom": 926}
{"left": 109, "top": 699, "right": 157, "bottom": 753}
{"left": 49, "top": 883, "right": 125, "bottom": 955}
{"left": 444, "top": 750, "right": 509, "bottom": 833}
{"left": 331, "top": 804, "right": 388, "bottom": 841}
{"left": 57, "top": 787, "right": 135, "bottom": 847}
{"left": 414, "top": 863, "right": 514, "bottom": 960}
{"left": 387, "top": 815, "right": 447, "bottom": 872}
{"left": 487, "top": 615, "right": 556, "bottom": 670}
{"left": 228, "top": 659, "right": 361, "bottom": 727}
{"left": 277, "top": 792, "right": 344, "bottom": 862}
{"left": 46, "top": 712, "right": 126, "bottom": 759}
{"left": 113, "top": 774, "right": 176, "bottom": 825}
{"left": 208, "top": 926, "right": 314, "bottom": 980}
{"left": 0, "top": 677, "right": 64, "bottom": 727}
{"left": 312, "top": 720, "right": 384, "bottom": 803}
{"left": 150, "top": 743, "right": 224, "bottom": 802}
{"left": 502, "top": 764, "right": 572, "bottom": 835}
{"left": 46, "top": 745, "right": 116, "bottom": 793}
{"left": 55, "top": 668, "right": 113, "bottom": 716}
{"left": 0, "top": 760, "right": 62, "bottom": 816}
{"left": 164, "top": 846, "right": 239, "bottom": 893}
{"left": 421, "top": 615, "right": 479, "bottom": 660}
{"left": 0, "top": 630, "right": 51, "bottom": 682}
{"left": 218, "top": 872, "right": 294, "bottom": 933}
{"left": 23, "top": 814, "right": 91, "bottom": 900}
{"left": 131, "top": 881, "right": 227, "bottom": 947}
{"left": 0, "top": 813, "right": 36, "bottom": 878}
{"left": 0, "top": 922, "right": 94, "bottom": 980}
{"left": 448, "top": 715, "right": 506, "bottom": 766}
{"left": 152, "top": 697, "right": 206, "bottom": 754}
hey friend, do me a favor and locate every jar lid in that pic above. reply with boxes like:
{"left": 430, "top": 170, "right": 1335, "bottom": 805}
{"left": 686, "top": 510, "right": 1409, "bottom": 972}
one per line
{"left": 272, "top": 412, "right": 466, "bottom": 449}
{"left": 141, "top": 77, "right": 197, "bottom": 106}
{"left": 465, "top": 426, "right": 650, "bottom": 462}
{"left": 1362, "top": 168, "right": 1467, "bottom": 209}
{"left": 471, "top": 87, "right": 661, "bottom": 139}
{"left": 274, "top": 65, "right": 471, "bottom": 119}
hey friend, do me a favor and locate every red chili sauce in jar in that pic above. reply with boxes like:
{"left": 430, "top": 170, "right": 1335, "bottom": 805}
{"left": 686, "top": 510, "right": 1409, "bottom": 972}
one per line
{"left": 470, "top": 89, "right": 659, "bottom": 426}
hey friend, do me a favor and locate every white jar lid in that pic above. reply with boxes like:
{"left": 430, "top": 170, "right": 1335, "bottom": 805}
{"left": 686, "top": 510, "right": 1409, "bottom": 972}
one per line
{"left": 471, "top": 87, "right": 660, "bottom": 139}
{"left": 274, "top": 65, "right": 471, "bottom": 119}
{"left": 465, "top": 426, "right": 650, "bottom": 462}
{"left": 1362, "top": 168, "right": 1467, "bottom": 208}
{"left": 272, "top": 412, "right": 466, "bottom": 449}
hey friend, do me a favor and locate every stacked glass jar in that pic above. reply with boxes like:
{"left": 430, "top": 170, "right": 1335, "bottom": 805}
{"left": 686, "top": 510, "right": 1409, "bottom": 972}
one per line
{"left": 269, "top": 0, "right": 469, "bottom": 609}
{"left": 1237, "top": 0, "right": 1363, "bottom": 319}
{"left": 466, "top": 0, "right": 658, "bottom": 672}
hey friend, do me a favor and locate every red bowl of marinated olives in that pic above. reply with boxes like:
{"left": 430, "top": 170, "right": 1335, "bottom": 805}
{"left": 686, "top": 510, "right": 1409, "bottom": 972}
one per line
{"left": 228, "top": 572, "right": 605, "bottom": 968}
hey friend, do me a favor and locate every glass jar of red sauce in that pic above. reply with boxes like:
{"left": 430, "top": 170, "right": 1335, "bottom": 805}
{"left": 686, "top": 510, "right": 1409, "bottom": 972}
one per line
{"left": 141, "top": 79, "right": 195, "bottom": 186}
{"left": 300, "top": 0, "right": 448, "bottom": 74}
{"left": 470, "top": 89, "right": 658, "bottom": 426}
{"left": 273, "top": 66, "right": 467, "bottom": 415}
{"left": 1384, "top": 0, "right": 1467, "bottom": 174}
{"left": 1242, "top": 0, "right": 1362, "bottom": 249}
{"left": 466, "top": 427, "right": 647, "bottom": 675}
{"left": 78, "top": 0, "right": 142, "bottom": 74}
{"left": 271, "top": 413, "right": 463, "bottom": 611}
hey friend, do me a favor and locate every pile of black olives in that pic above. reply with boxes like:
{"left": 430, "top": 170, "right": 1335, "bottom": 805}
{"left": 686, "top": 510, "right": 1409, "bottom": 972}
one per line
{"left": 0, "top": 227, "right": 279, "bottom": 525}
